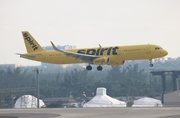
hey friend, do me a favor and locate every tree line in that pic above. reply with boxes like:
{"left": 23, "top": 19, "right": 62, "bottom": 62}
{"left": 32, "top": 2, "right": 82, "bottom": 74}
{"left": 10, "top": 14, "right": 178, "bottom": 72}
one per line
{"left": 1, "top": 59, "right": 179, "bottom": 100}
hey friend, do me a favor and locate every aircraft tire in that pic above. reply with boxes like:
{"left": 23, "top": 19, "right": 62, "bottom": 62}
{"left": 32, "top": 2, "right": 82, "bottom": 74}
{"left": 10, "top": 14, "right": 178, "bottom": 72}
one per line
{"left": 86, "top": 65, "right": 92, "bottom": 70}
{"left": 149, "top": 63, "right": 153, "bottom": 67}
{"left": 97, "top": 66, "right": 103, "bottom": 71}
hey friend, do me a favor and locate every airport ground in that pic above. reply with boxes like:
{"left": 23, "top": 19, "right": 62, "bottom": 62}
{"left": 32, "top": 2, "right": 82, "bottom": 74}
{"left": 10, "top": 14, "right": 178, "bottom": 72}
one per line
{"left": 0, "top": 107, "right": 180, "bottom": 118}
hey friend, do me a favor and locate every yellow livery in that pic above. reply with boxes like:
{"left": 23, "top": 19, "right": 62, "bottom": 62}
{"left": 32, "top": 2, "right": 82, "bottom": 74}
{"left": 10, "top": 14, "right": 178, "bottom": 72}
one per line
{"left": 18, "top": 31, "right": 168, "bottom": 71}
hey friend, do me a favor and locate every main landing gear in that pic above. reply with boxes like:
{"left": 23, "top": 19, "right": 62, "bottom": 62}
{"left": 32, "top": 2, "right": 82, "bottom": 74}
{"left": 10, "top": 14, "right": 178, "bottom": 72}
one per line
{"left": 86, "top": 64, "right": 103, "bottom": 71}
{"left": 86, "top": 65, "right": 92, "bottom": 70}
{"left": 149, "top": 59, "right": 153, "bottom": 67}
{"left": 97, "top": 65, "right": 103, "bottom": 71}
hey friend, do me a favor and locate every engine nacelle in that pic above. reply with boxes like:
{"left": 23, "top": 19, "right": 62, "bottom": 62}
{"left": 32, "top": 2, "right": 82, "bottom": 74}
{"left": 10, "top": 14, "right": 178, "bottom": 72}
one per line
{"left": 93, "top": 57, "right": 110, "bottom": 65}
{"left": 109, "top": 60, "right": 125, "bottom": 66}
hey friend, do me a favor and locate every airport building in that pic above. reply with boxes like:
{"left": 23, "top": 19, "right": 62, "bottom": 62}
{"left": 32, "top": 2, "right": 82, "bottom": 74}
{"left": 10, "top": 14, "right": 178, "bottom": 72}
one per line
{"left": 151, "top": 70, "right": 180, "bottom": 107}
{"left": 164, "top": 90, "right": 180, "bottom": 107}
{"left": 42, "top": 45, "right": 76, "bottom": 50}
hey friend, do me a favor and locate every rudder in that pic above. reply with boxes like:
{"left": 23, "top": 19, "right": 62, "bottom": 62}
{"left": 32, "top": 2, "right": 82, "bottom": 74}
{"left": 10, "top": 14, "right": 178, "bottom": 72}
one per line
{"left": 22, "top": 31, "right": 45, "bottom": 53}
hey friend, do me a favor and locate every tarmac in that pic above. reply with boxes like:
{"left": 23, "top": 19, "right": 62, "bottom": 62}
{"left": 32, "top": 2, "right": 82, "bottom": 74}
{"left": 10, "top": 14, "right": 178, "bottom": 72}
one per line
{"left": 0, "top": 107, "right": 180, "bottom": 118}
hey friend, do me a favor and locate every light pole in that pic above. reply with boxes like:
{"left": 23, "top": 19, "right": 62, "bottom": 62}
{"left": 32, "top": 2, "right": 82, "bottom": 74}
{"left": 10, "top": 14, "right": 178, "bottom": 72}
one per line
{"left": 36, "top": 68, "right": 40, "bottom": 108}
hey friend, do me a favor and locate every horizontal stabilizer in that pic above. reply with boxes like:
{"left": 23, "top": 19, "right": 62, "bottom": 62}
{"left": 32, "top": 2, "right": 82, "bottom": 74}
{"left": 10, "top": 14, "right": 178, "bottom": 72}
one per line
{"left": 16, "top": 53, "right": 36, "bottom": 58}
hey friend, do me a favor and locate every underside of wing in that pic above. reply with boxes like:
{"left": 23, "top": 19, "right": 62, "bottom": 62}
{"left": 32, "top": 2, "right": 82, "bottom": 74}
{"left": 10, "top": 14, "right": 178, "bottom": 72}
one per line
{"left": 50, "top": 41, "right": 104, "bottom": 63}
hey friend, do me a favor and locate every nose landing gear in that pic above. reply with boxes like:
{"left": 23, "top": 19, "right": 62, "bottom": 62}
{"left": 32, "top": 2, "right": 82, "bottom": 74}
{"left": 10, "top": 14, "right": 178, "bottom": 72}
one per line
{"left": 149, "top": 59, "right": 153, "bottom": 67}
{"left": 150, "top": 63, "right": 153, "bottom": 67}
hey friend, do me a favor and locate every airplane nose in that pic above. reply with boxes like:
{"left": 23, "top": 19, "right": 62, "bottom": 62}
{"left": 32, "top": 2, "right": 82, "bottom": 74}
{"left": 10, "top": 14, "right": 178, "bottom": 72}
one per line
{"left": 164, "top": 50, "right": 168, "bottom": 56}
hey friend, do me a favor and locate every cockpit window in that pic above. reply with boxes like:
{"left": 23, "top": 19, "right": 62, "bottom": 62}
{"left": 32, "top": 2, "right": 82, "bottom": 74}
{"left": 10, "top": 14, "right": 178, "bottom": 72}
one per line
{"left": 155, "top": 47, "right": 162, "bottom": 50}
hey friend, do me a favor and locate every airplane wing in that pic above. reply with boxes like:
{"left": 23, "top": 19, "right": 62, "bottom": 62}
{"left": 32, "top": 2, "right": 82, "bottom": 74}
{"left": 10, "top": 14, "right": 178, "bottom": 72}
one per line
{"left": 50, "top": 41, "right": 104, "bottom": 63}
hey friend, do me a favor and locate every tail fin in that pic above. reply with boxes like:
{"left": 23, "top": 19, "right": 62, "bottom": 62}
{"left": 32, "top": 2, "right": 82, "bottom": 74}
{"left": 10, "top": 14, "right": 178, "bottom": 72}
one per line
{"left": 22, "top": 31, "right": 45, "bottom": 53}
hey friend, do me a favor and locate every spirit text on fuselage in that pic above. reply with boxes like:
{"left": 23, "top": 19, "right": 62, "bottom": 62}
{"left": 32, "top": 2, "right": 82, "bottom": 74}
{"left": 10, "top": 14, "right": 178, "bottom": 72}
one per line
{"left": 77, "top": 46, "right": 119, "bottom": 55}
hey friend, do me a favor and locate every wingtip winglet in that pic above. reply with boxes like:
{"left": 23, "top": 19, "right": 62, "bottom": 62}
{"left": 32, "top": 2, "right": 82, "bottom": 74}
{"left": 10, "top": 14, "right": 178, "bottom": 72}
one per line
{"left": 50, "top": 41, "right": 63, "bottom": 52}
{"left": 50, "top": 41, "right": 54, "bottom": 47}
{"left": 50, "top": 41, "right": 56, "bottom": 50}
{"left": 98, "top": 44, "right": 102, "bottom": 48}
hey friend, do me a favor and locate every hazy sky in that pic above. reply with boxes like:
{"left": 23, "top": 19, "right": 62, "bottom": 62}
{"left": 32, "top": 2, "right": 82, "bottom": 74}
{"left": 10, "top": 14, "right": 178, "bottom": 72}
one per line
{"left": 0, "top": 0, "right": 180, "bottom": 66}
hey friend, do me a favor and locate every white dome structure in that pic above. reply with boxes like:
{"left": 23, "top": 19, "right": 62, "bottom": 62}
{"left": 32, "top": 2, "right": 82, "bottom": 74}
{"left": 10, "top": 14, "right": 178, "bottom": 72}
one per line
{"left": 132, "top": 97, "right": 163, "bottom": 107}
{"left": 83, "top": 87, "right": 126, "bottom": 107}
{"left": 14, "top": 95, "right": 46, "bottom": 108}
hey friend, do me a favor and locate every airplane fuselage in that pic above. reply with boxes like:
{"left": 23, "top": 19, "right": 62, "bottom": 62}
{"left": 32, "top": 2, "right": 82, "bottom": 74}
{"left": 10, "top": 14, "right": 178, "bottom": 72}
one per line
{"left": 21, "top": 44, "right": 167, "bottom": 66}
{"left": 18, "top": 31, "right": 168, "bottom": 70}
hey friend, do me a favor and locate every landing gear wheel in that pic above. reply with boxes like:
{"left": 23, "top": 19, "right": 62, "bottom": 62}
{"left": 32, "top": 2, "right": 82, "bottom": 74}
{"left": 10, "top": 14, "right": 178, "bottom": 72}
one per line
{"left": 149, "top": 59, "right": 153, "bottom": 67}
{"left": 149, "top": 63, "right": 153, "bottom": 67}
{"left": 86, "top": 65, "right": 92, "bottom": 70}
{"left": 97, "top": 66, "right": 103, "bottom": 71}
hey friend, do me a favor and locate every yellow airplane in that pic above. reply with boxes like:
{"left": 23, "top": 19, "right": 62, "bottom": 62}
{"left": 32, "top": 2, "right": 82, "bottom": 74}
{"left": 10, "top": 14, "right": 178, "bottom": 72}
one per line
{"left": 17, "top": 31, "right": 168, "bottom": 71}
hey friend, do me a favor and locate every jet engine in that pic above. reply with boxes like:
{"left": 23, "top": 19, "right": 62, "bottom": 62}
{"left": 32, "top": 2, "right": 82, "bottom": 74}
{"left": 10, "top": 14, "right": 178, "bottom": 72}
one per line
{"left": 109, "top": 60, "right": 125, "bottom": 66}
{"left": 93, "top": 57, "right": 110, "bottom": 65}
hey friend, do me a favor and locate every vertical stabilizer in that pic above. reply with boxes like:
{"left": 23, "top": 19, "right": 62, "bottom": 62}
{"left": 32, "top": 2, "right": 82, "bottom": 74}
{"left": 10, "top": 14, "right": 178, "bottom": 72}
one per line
{"left": 22, "top": 31, "right": 45, "bottom": 53}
